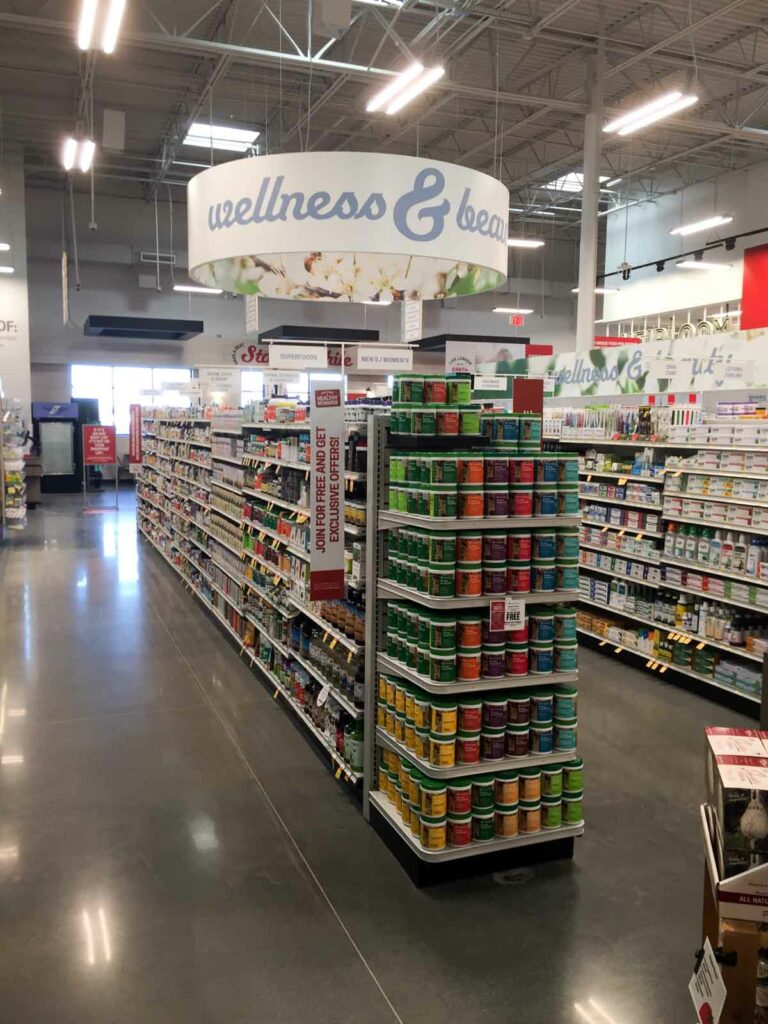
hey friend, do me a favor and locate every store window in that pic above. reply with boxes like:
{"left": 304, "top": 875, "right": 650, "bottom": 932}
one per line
{"left": 70, "top": 365, "right": 193, "bottom": 433}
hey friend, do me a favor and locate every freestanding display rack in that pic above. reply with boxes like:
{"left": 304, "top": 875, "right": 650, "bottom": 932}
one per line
{"left": 362, "top": 413, "right": 585, "bottom": 885}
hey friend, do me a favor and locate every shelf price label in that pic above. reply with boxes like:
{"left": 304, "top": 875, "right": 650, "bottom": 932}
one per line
{"left": 317, "top": 684, "right": 331, "bottom": 707}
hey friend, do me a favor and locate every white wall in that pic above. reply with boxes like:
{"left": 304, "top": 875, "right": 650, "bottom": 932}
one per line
{"left": 0, "top": 155, "right": 32, "bottom": 418}
{"left": 601, "top": 162, "right": 768, "bottom": 323}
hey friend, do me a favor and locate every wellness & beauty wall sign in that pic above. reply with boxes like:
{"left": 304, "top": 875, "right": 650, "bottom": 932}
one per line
{"left": 310, "top": 382, "right": 345, "bottom": 601}
{"left": 187, "top": 152, "right": 509, "bottom": 302}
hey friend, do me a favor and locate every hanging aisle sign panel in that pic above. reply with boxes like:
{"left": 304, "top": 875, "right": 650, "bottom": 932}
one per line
{"left": 310, "top": 382, "right": 345, "bottom": 601}
{"left": 187, "top": 152, "right": 509, "bottom": 302}
{"left": 128, "top": 404, "right": 142, "bottom": 465}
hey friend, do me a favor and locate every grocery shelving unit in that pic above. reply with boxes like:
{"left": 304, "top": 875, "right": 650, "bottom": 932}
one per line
{"left": 1, "top": 403, "right": 28, "bottom": 533}
{"left": 136, "top": 406, "right": 370, "bottom": 785}
{"left": 363, "top": 414, "right": 584, "bottom": 883}
{"left": 552, "top": 434, "right": 767, "bottom": 710}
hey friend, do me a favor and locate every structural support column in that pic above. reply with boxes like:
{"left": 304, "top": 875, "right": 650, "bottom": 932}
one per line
{"left": 575, "top": 39, "right": 605, "bottom": 351}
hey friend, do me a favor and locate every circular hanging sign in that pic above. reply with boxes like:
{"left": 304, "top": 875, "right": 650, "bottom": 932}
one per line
{"left": 187, "top": 152, "right": 508, "bottom": 302}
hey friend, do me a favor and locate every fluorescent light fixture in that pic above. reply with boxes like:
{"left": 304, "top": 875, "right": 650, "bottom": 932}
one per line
{"left": 183, "top": 122, "right": 260, "bottom": 153}
{"left": 493, "top": 306, "right": 534, "bottom": 314}
{"left": 531, "top": 210, "right": 555, "bottom": 217}
{"left": 507, "top": 238, "right": 545, "bottom": 248}
{"left": 101, "top": 0, "right": 126, "bottom": 54}
{"left": 604, "top": 90, "right": 698, "bottom": 136}
{"left": 0, "top": 267, "right": 14, "bottom": 275}
{"left": 676, "top": 259, "right": 730, "bottom": 271}
{"left": 173, "top": 284, "right": 223, "bottom": 295}
{"left": 605, "top": 176, "right": 622, "bottom": 187}
{"left": 62, "top": 137, "right": 78, "bottom": 171}
{"left": 1, "top": 754, "right": 23, "bottom": 765}
{"left": 0, "top": 243, "right": 9, "bottom": 252}
{"left": 79, "top": 139, "right": 96, "bottom": 173}
{"left": 571, "top": 287, "right": 619, "bottom": 294}
{"left": 77, "top": 0, "right": 98, "bottom": 49}
{"left": 366, "top": 62, "right": 424, "bottom": 112}
{"left": 0, "top": 845, "right": 18, "bottom": 861}
{"left": 509, "top": 207, "right": 525, "bottom": 212}
{"left": 546, "top": 173, "right": 610, "bottom": 193}
{"left": 670, "top": 214, "right": 733, "bottom": 236}
{"left": 386, "top": 65, "right": 445, "bottom": 115}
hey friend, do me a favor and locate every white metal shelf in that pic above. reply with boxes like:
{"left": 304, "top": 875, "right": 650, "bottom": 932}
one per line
{"left": 578, "top": 492, "right": 663, "bottom": 512}
{"left": 663, "top": 554, "right": 768, "bottom": 590}
{"left": 370, "top": 791, "right": 583, "bottom": 862}
{"left": 243, "top": 420, "right": 310, "bottom": 431}
{"left": 242, "top": 548, "right": 295, "bottom": 583}
{"left": 669, "top": 467, "right": 768, "bottom": 481}
{"left": 579, "top": 561, "right": 659, "bottom": 587}
{"left": 154, "top": 416, "right": 211, "bottom": 425}
{"left": 580, "top": 541, "right": 660, "bottom": 565}
{"left": 156, "top": 435, "right": 211, "bottom": 450}
{"left": 140, "top": 526, "right": 360, "bottom": 780}
{"left": 577, "top": 596, "right": 764, "bottom": 662}
{"left": 577, "top": 626, "right": 760, "bottom": 704}
{"left": 376, "top": 728, "right": 577, "bottom": 778}
{"left": 581, "top": 517, "right": 664, "bottom": 539}
{"left": 345, "top": 523, "right": 366, "bottom": 537}
{"left": 378, "top": 579, "right": 579, "bottom": 610}
{"left": 662, "top": 581, "right": 768, "bottom": 616}
{"left": 242, "top": 519, "right": 310, "bottom": 561}
{"left": 209, "top": 533, "right": 244, "bottom": 559}
{"left": 379, "top": 510, "right": 581, "bottom": 532}
{"left": 554, "top": 436, "right": 768, "bottom": 451}
{"left": 212, "top": 453, "right": 243, "bottom": 467}
{"left": 578, "top": 470, "right": 664, "bottom": 484}
{"left": 243, "top": 453, "right": 310, "bottom": 472}
{"left": 211, "top": 427, "right": 243, "bottom": 436}
{"left": 152, "top": 450, "right": 212, "bottom": 471}
{"left": 665, "top": 490, "right": 768, "bottom": 509}
{"left": 211, "top": 479, "right": 242, "bottom": 497}
{"left": 243, "top": 487, "right": 309, "bottom": 517}
{"left": 288, "top": 596, "right": 360, "bottom": 654}
{"left": 209, "top": 504, "right": 242, "bottom": 526}
{"left": 172, "top": 472, "right": 210, "bottom": 492}
{"left": 376, "top": 653, "right": 577, "bottom": 694}
{"left": 662, "top": 512, "right": 768, "bottom": 537}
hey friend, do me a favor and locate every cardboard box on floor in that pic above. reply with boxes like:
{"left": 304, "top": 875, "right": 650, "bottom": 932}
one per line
{"left": 701, "top": 804, "right": 768, "bottom": 1023}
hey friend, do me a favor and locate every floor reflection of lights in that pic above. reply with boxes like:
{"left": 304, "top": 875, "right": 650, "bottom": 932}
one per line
{"left": 81, "top": 905, "right": 113, "bottom": 966}
{"left": 574, "top": 998, "right": 624, "bottom": 1024}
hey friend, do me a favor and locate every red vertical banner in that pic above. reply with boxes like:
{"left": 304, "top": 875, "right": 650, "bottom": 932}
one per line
{"left": 83, "top": 425, "right": 116, "bottom": 465}
{"left": 741, "top": 242, "right": 768, "bottom": 330}
{"left": 310, "top": 383, "right": 345, "bottom": 601}
{"left": 128, "top": 404, "right": 143, "bottom": 465}
{"left": 512, "top": 376, "right": 544, "bottom": 414}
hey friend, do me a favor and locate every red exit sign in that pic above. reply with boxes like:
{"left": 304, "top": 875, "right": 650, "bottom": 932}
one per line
{"left": 509, "top": 314, "right": 525, "bottom": 327}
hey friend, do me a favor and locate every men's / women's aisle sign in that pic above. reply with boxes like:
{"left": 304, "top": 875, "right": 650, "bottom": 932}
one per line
{"left": 187, "top": 152, "right": 509, "bottom": 302}
{"left": 309, "top": 381, "right": 345, "bottom": 601}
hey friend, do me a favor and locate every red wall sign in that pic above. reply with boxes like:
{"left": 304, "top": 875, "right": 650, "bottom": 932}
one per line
{"left": 741, "top": 243, "right": 768, "bottom": 330}
{"left": 309, "top": 383, "right": 345, "bottom": 601}
{"left": 83, "top": 424, "right": 116, "bottom": 465}
{"left": 128, "top": 405, "right": 142, "bottom": 465}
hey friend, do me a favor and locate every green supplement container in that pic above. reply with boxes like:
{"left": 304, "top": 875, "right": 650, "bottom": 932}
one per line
{"left": 430, "top": 612, "right": 457, "bottom": 652}
{"left": 428, "top": 485, "right": 458, "bottom": 519}
{"left": 563, "top": 757, "right": 584, "bottom": 792}
{"left": 412, "top": 407, "right": 437, "bottom": 436}
{"left": 472, "top": 809, "right": 495, "bottom": 842}
{"left": 430, "top": 652, "right": 456, "bottom": 684}
{"left": 541, "top": 765, "right": 563, "bottom": 798}
{"left": 471, "top": 775, "right": 495, "bottom": 810}
{"left": 428, "top": 565, "right": 455, "bottom": 599}
{"left": 459, "top": 404, "right": 481, "bottom": 436}
{"left": 541, "top": 794, "right": 563, "bottom": 830}
{"left": 562, "top": 789, "right": 583, "bottom": 825}
{"left": 427, "top": 454, "right": 458, "bottom": 486}
{"left": 427, "top": 531, "right": 457, "bottom": 564}
{"left": 447, "top": 375, "right": 472, "bottom": 405}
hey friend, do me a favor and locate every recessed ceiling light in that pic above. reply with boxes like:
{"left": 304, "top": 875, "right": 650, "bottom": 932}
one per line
{"left": 670, "top": 215, "right": 733, "bottom": 237}
{"left": 507, "top": 238, "right": 545, "bottom": 248}
{"left": 571, "top": 287, "right": 619, "bottom": 294}
{"left": 173, "top": 284, "right": 223, "bottom": 295}
{"left": 183, "top": 122, "right": 260, "bottom": 153}
{"left": 546, "top": 173, "right": 610, "bottom": 193}
{"left": 604, "top": 90, "right": 698, "bottom": 136}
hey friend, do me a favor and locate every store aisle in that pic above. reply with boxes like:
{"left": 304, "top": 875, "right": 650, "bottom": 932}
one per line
{"left": 0, "top": 495, "right": 751, "bottom": 1023}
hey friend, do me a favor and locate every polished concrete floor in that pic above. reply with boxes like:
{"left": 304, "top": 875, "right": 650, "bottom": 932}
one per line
{"left": 0, "top": 493, "right": 752, "bottom": 1022}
